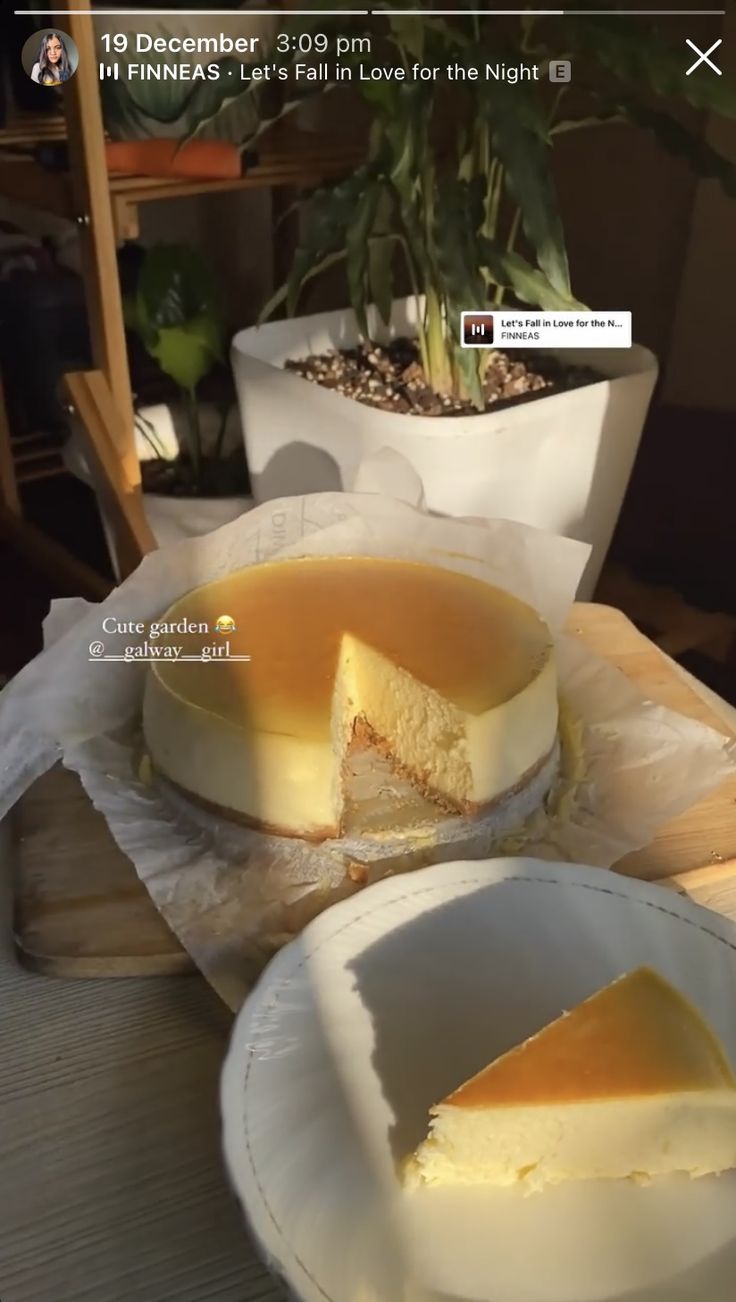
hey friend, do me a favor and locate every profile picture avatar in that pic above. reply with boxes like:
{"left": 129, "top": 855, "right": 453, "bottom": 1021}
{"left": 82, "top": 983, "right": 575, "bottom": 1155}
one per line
{"left": 22, "top": 29, "right": 79, "bottom": 85}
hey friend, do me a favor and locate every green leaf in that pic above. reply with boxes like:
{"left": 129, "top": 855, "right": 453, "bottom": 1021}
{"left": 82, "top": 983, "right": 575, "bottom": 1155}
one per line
{"left": 346, "top": 183, "right": 382, "bottom": 335}
{"left": 621, "top": 101, "right": 736, "bottom": 196}
{"left": 261, "top": 165, "right": 385, "bottom": 320}
{"left": 367, "top": 235, "right": 396, "bottom": 325}
{"left": 395, "top": 83, "right": 432, "bottom": 189}
{"left": 452, "top": 340, "right": 484, "bottom": 412}
{"left": 279, "top": 166, "right": 382, "bottom": 317}
{"left": 360, "top": 80, "right": 430, "bottom": 210}
{"left": 114, "top": 50, "right": 196, "bottom": 126}
{"left": 136, "top": 244, "right": 221, "bottom": 330}
{"left": 131, "top": 293, "right": 158, "bottom": 354}
{"left": 246, "top": 82, "right": 338, "bottom": 145}
{"left": 363, "top": 84, "right": 433, "bottom": 294}
{"left": 122, "top": 291, "right": 138, "bottom": 332}
{"left": 371, "top": 0, "right": 467, "bottom": 52}
{"left": 101, "top": 3, "right": 353, "bottom": 143}
{"left": 480, "top": 241, "right": 586, "bottom": 311}
{"left": 259, "top": 248, "right": 347, "bottom": 322}
{"left": 564, "top": 17, "right": 736, "bottom": 119}
{"left": 387, "top": 15, "right": 424, "bottom": 63}
{"left": 432, "top": 177, "right": 488, "bottom": 407}
{"left": 188, "top": 69, "right": 337, "bottom": 146}
{"left": 520, "top": 13, "right": 544, "bottom": 56}
{"left": 457, "top": 146, "right": 475, "bottom": 184}
{"left": 550, "top": 109, "right": 628, "bottom": 136}
{"left": 187, "top": 81, "right": 262, "bottom": 144}
{"left": 358, "top": 184, "right": 397, "bottom": 327}
{"left": 129, "top": 244, "right": 224, "bottom": 390}
{"left": 101, "top": 55, "right": 250, "bottom": 141}
{"left": 477, "top": 77, "right": 570, "bottom": 298}
{"left": 148, "top": 318, "right": 220, "bottom": 392}
{"left": 100, "top": 79, "right": 145, "bottom": 140}
{"left": 175, "top": 8, "right": 350, "bottom": 142}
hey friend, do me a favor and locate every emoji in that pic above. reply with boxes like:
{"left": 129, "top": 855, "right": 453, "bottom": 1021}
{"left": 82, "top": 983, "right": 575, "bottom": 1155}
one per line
{"left": 214, "top": 615, "right": 236, "bottom": 635}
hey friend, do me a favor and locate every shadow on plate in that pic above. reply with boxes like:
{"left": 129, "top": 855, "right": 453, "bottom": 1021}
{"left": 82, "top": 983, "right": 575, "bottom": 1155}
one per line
{"left": 342, "top": 876, "right": 736, "bottom": 1301}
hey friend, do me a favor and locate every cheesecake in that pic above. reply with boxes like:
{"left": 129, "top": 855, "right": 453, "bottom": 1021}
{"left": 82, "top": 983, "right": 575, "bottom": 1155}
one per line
{"left": 404, "top": 967, "right": 736, "bottom": 1193}
{"left": 142, "top": 555, "right": 557, "bottom": 838}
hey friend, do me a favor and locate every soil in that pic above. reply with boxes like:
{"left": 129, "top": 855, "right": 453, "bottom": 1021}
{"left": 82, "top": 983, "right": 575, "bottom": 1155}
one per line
{"left": 285, "top": 338, "right": 599, "bottom": 417}
{"left": 140, "top": 449, "right": 250, "bottom": 498}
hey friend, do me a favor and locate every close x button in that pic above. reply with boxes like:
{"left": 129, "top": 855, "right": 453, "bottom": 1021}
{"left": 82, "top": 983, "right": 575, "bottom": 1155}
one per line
{"left": 685, "top": 37, "right": 723, "bottom": 76}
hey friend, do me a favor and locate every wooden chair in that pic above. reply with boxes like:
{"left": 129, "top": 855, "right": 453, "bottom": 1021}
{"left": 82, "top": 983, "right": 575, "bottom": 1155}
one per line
{"left": 0, "top": 0, "right": 153, "bottom": 591}
{"left": 596, "top": 564, "right": 736, "bottom": 668}
{"left": 1, "top": 0, "right": 363, "bottom": 587}
{"left": 0, "top": 375, "right": 112, "bottom": 600}
{"left": 57, "top": 0, "right": 155, "bottom": 577}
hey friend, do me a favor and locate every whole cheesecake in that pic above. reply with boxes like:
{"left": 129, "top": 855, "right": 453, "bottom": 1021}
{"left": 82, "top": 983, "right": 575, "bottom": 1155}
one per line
{"left": 404, "top": 967, "right": 736, "bottom": 1193}
{"left": 142, "top": 555, "right": 558, "bottom": 838}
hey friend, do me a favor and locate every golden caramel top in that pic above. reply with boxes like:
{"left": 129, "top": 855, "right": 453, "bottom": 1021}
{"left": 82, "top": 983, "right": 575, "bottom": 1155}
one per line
{"left": 149, "top": 555, "right": 552, "bottom": 739}
{"left": 445, "top": 968, "right": 736, "bottom": 1109}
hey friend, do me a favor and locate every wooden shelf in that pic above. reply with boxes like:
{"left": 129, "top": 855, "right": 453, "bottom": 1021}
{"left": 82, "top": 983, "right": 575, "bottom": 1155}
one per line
{"left": 0, "top": 112, "right": 67, "bottom": 146}
{"left": 0, "top": 156, "right": 75, "bottom": 224}
{"left": 0, "top": 123, "right": 362, "bottom": 239}
{"left": 0, "top": 0, "right": 364, "bottom": 588}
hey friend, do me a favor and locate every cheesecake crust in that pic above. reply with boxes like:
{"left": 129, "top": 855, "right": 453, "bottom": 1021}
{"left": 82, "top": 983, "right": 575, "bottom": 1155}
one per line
{"left": 347, "top": 715, "right": 557, "bottom": 820}
{"left": 151, "top": 733, "right": 558, "bottom": 842}
{"left": 154, "top": 766, "right": 341, "bottom": 842}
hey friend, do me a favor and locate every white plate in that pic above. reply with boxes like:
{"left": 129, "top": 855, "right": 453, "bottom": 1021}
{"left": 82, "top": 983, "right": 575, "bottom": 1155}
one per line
{"left": 221, "top": 859, "right": 736, "bottom": 1302}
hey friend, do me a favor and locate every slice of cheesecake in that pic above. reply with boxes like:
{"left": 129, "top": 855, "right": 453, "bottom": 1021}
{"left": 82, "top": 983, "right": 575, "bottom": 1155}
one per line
{"left": 142, "top": 555, "right": 558, "bottom": 838}
{"left": 404, "top": 967, "right": 736, "bottom": 1193}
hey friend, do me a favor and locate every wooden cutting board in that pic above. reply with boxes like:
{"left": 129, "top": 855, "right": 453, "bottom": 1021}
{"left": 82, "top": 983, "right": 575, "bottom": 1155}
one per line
{"left": 11, "top": 603, "right": 736, "bottom": 978}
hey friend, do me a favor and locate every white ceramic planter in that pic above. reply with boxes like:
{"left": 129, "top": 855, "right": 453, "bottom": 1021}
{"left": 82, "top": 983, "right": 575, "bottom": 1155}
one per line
{"left": 232, "top": 297, "right": 658, "bottom": 597}
{"left": 142, "top": 493, "right": 250, "bottom": 551}
{"left": 63, "top": 434, "right": 250, "bottom": 580}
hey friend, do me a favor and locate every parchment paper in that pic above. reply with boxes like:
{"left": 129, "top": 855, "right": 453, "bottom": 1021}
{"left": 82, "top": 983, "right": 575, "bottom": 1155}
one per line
{"left": 1, "top": 465, "right": 734, "bottom": 1010}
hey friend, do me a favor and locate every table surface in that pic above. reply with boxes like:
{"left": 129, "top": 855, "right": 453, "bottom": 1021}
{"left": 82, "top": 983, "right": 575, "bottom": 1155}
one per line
{"left": 0, "top": 837, "right": 282, "bottom": 1302}
{"left": 1, "top": 645, "right": 735, "bottom": 1302}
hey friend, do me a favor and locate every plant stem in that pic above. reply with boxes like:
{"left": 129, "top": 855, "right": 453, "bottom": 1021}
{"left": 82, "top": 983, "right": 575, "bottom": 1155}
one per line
{"left": 548, "top": 84, "right": 566, "bottom": 129}
{"left": 506, "top": 207, "right": 523, "bottom": 259}
{"left": 424, "top": 284, "right": 452, "bottom": 395}
{"left": 494, "top": 205, "right": 523, "bottom": 307}
{"left": 485, "top": 156, "right": 498, "bottom": 235}
{"left": 186, "top": 388, "right": 203, "bottom": 491}
{"left": 520, "top": 14, "right": 537, "bottom": 54}
{"left": 488, "top": 162, "right": 505, "bottom": 240}
{"left": 397, "top": 232, "right": 429, "bottom": 375}
{"left": 549, "top": 113, "right": 628, "bottom": 136}
{"left": 419, "top": 152, "right": 451, "bottom": 391}
{"left": 213, "top": 400, "right": 230, "bottom": 463}
{"left": 135, "top": 411, "right": 164, "bottom": 459}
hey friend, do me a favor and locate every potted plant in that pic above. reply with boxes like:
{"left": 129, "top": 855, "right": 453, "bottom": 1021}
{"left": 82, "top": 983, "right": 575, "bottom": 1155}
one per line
{"left": 231, "top": 12, "right": 736, "bottom": 595}
{"left": 95, "top": 3, "right": 337, "bottom": 144}
{"left": 94, "top": 3, "right": 277, "bottom": 142}
{"left": 66, "top": 243, "right": 250, "bottom": 561}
